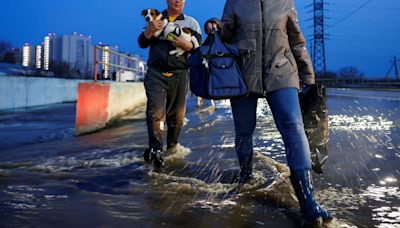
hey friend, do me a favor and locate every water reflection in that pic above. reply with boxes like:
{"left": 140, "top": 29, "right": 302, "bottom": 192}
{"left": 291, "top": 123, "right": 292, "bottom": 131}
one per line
{"left": 329, "top": 115, "right": 393, "bottom": 131}
{"left": 379, "top": 177, "right": 398, "bottom": 185}
{"left": 362, "top": 185, "right": 400, "bottom": 226}
{"left": 373, "top": 207, "right": 400, "bottom": 227}
{"left": 362, "top": 185, "right": 399, "bottom": 202}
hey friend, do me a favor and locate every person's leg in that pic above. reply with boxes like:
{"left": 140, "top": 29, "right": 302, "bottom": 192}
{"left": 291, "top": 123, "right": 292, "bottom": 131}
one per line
{"left": 230, "top": 96, "right": 258, "bottom": 182}
{"left": 165, "top": 71, "right": 188, "bottom": 149}
{"left": 144, "top": 68, "right": 168, "bottom": 170}
{"left": 267, "top": 88, "right": 331, "bottom": 224}
{"left": 266, "top": 88, "right": 311, "bottom": 171}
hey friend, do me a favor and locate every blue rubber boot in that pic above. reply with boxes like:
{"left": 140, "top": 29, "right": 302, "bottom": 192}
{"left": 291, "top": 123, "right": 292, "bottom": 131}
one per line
{"left": 290, "top": 170, "right": 332, "bottom": 225}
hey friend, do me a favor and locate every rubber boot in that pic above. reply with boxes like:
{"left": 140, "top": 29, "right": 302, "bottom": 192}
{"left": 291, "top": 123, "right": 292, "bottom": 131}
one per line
{"left": 238, "top": 162, "right": 253, "bottom": 184}
{"left": 144, "top": 148, "right": 165, "bottom": 172}
{"left": 290, "top": 170, "right": 332, "bottom": 226}
{"left": 167, "top": 127, "right": 181, "bottom": 150}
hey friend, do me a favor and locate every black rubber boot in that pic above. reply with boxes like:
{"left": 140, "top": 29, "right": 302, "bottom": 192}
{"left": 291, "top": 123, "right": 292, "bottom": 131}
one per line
{"left": 238, "top": 163, "right": 253, "bottom": 184}
{"left": 151, "top": 149, "right": 164, "bottom": 172}
{"left": 144, "top": 148, "right": 165, "bottom": 172}
{"left": 167, "top": 127, "right": 181, "bottom": 149}
{"left": 290, "top": 170, "right": 332, "bottom": 226}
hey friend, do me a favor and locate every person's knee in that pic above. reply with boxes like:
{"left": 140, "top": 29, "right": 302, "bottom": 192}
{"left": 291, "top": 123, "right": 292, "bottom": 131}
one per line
{"left": 147, "top": 108, "right": 164, "bottom": 122}
{"left": 234, "top": 118, "right": 256, "bottom": 138}
{"left": 166, "top": 109, "right": 186, "bottom": 127}
{"left": 167, "top": 120, "right": 184, "bottom": 128}
{"left": 235, "top": 130, "right": 254, "bottom": 141}
{"left": 276, "top": 107, "right": 302, "bottom": 123}
{"left": 276, "top": 120, "right": 305, "bottom": 137}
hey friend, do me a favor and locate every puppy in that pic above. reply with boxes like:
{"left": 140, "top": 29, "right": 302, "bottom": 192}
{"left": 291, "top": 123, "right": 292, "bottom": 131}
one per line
{"left": 141, "top": 9, "right": 199, "bottom": 56}
{"left": 162, "top": 23, "right": 200, "bottom": 56}
{"left": 141, "top": 9, "right": 168, "bottom": 38}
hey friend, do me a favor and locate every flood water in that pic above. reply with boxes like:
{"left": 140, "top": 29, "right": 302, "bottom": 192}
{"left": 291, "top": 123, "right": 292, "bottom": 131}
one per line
{"left": 0, "top": 88, "right": 399, "bottom": 228}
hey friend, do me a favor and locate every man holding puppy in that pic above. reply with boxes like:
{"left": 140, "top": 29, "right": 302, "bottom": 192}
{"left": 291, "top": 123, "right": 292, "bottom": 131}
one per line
{"left": 138, "top": 0, "right": 202, "bottom": 171}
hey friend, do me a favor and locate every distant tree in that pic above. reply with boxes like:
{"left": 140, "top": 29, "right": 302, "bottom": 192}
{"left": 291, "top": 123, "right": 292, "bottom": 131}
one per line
{"left": 3, "top": 52, "right": 16, "bottom": 63}
{"left": 0, "top": 41, "right": 12, "bottom": 62}
{"left": 317, "top": 71, "right": 337, "bottom": 79}
{"left": 338, "top": 66, "right": 364, "bottom": 78}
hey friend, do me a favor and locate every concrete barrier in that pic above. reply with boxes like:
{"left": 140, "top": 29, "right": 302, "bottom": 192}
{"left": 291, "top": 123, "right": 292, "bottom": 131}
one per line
{"left": 0, "top": 75, "right": 84, "bottom": 110}
{"left": 75, "top": 82, "right": 146, "bottom": 135}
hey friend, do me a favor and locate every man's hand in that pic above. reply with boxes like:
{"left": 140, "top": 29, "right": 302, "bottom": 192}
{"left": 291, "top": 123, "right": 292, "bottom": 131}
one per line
{"left": 144, "top": 20, "right": 165, "bottom": 39}
{"left": 205, "top": 21, "right": 218, "bottom": 35}
{"left": 170, "top": 34, "right": 194, "bottom": 52}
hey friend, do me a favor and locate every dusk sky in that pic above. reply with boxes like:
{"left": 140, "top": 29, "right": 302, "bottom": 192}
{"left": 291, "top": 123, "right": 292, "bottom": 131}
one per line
{"left": 1, "top": 0, "right": 399, "bottom": 77}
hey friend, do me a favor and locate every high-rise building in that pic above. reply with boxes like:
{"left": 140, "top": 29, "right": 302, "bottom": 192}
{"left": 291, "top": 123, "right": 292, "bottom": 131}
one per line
{"left": 43, "top": 33, "right": 94, "bottom": 77}
{"left": 43, "top": 36, "right": 50, "bottom": 70}
{"left": 102, "top": 46, "right": 110, "bottom": 79}
{"left": 22, "top": 43, "right": 34, "bottom": 67}
{"left": 20, "top": 33, "right": 147, "bottom": 79}
{"left": 97, "top": 44, "right": 118, "bottom": 79}
{"left": 35, "top": 45, "right": 42, "bottom": 69}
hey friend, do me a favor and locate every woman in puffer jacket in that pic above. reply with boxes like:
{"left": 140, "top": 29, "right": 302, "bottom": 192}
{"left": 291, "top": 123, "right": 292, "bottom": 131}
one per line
{"left": 205, "top": 0, "right": 332, "bottom": 225}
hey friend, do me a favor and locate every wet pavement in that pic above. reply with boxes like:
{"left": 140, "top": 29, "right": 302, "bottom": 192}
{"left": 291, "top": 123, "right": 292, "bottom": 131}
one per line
{"left": 0, "top": 88, "right": 399, "bottom": 227}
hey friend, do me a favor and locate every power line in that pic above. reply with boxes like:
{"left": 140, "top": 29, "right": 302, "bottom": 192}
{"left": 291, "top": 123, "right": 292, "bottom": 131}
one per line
{"left": 327, "top": 57, "right": 388, "bottom": 63}
{"left": 327, "top": 18, "right": 400, "bottom": 25}
{"left": 332, "top": 33, "right": 400, "bottom": 38}
{"left": 328, "top": 0, "right": 374, "bottom": 29}
{"left": 328, "top": 5, "right": 400, "bottom": 11}
{"left": 327, "top": 49, "right": 395, "bottom": 58}
{"left": 328, "top": 25, "right": 400, "bottom": 31}
{"left": 329, "top": 37, "right": 400, "bottom": 45}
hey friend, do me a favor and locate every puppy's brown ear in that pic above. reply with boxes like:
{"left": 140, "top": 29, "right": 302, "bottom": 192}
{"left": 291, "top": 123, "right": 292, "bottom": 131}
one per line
{"left": 182, "top": 28, "right": 192, "bottom": 35}
{"left": 153, "top": 9, "right": 160, "bottom": 15}
{"left": 141, "top": 10, "right": 147, "bottom": 16}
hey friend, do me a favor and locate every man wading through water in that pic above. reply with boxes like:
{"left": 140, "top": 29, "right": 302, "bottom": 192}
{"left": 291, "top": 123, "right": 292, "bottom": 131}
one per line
{"left": 138, "top": 0, "right": 202, "bottom": 172}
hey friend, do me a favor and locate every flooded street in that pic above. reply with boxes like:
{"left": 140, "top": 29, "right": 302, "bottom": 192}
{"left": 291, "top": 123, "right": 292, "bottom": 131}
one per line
{"left": 313, "top": 89, "right": 400, "bottom": 227}
{"left": 0, "top": 88, "right": 399, "bottom": 227}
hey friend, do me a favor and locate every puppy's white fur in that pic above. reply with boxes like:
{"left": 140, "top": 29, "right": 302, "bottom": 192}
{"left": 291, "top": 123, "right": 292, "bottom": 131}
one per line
{"left": 161, "top": 22, "right": 199, "bottom": 56}
{"left": 142, "top": 9, "right": 199, "bottom": 56}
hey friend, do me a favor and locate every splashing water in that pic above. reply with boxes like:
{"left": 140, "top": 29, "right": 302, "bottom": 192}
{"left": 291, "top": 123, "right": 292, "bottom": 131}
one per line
{"left": 0, "top": 89, "right": 399, "bottom": 227}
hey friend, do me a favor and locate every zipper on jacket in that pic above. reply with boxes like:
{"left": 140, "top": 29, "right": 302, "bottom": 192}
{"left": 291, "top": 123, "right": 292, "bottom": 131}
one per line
{"left": 260, "top": 0, "right": 267, "bottom": 96}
